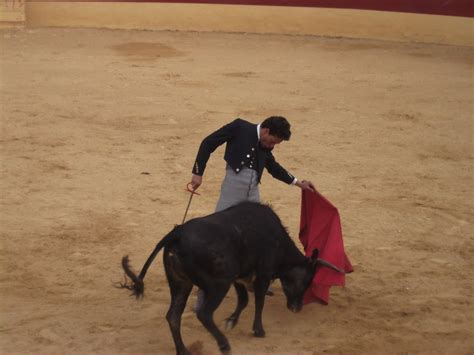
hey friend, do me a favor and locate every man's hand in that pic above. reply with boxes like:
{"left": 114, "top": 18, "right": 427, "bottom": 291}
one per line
{"left": 296, "top": 179, "right": 316, "bottom": 192}
{"left": 190, "top": 174, "right": 202, "bottom": 191}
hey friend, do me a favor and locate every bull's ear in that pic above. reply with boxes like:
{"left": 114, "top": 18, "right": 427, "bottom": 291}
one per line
{"left": 310, "top": 249, "right": 319, "bottom": 261}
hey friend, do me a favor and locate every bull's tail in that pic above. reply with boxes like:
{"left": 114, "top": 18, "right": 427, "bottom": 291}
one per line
{"left": 121, "top": 256, "right": 145, "bottom": 298}
{"left": 119, "top": 226, "right": 180, "bottom": 299}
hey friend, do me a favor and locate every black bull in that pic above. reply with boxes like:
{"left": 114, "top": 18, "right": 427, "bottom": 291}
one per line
{"left": 120, "top": 202, "right": 343, "bottom": 355}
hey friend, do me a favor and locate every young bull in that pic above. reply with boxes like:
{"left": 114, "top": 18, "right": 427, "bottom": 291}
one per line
{"left": 120, "top": 202, "right": 343, "bottom": 355}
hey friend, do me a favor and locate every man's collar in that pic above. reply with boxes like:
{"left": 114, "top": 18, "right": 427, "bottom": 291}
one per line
{"left": 257, "top": 124, "right": 261, "bottom": 141}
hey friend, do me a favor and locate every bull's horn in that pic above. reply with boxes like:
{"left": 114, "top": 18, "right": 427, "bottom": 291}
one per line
{"left": 316, "top": 258, "right": 345, "bottom": 273}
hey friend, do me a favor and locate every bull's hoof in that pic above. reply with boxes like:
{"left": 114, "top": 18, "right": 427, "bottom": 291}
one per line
{"left": 225, "top": 317, "right": 237, "bottom": 331}
{"left": 219, "top": 342, "right": 231, "bottom": 354}
{"left": 253, "top": 329, "right": 266, "bottom": 338}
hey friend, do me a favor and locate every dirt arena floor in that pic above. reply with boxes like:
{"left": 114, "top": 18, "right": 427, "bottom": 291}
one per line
{"left": 1, "top": 27, "right": 473, "bottom": 354}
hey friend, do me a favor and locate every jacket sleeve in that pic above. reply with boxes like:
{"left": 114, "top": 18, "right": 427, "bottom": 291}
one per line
{"left": 192, "top": 119, "right": 240, "bottom": 176}
{"left": 265, "top": 151, "right": 295, "bottom": 184}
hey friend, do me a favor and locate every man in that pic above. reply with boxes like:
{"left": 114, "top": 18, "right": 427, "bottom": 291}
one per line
{"left": 190, "top": 116, "right": 315, "bottom": 209}
{"left": 189, "top": 116, "right": 315, "bottom": 310}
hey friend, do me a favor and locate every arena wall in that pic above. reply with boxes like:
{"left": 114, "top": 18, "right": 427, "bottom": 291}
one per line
{"left": 22, "top": 1, "right": 474, "bottom": 46}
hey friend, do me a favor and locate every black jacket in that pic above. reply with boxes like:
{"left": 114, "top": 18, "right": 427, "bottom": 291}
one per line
{"left": 192, "top": 118, "right": 295, "bottom": 184}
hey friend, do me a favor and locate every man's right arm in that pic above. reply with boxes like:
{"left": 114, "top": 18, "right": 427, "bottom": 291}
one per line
{"left": 190, "top": 119, "right": 240, "bottom": 190}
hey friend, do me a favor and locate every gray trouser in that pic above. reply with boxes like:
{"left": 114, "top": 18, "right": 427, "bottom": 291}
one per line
{"left": 195, "top": 165, "right": 260, "bottom": 312}
{"left": 215, "top": 165, "right": 260, "bottom": 212}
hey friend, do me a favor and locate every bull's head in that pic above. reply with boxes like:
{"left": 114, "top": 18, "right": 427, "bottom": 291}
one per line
{"left": 280, "top": 249, "right": 344, "bottom": 313}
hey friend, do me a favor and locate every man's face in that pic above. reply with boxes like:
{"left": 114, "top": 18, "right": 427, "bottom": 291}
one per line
{"left": 260, "top": 128, "right": 283, "bottom": 149}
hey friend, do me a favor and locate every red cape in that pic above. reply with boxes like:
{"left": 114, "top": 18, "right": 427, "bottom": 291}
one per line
{"left": 299, "top": 190, "right": 353, "bottom": 305}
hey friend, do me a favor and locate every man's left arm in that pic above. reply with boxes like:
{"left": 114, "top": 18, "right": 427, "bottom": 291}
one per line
{"left": 265, "top": 152, "right": 316, "bottom": 192}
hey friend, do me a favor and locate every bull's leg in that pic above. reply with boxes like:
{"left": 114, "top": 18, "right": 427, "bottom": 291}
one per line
{"left": 252, "top": 276, "right": 271, "bottom": 338}
{"left": 196, "top": 284, "right": 231, "bottom": 354}
{"left": 164, "top": 257, "right": 193, "bottom": 355}
{"left": 225, "top": 282, "right": 249, "bottom": 331}
{"left": 166, "top": 278, "right": 193, "bottom": 355}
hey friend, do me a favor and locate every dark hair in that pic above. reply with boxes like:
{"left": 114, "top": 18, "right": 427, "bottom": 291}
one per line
{"left": 261, "top": 116, "right": 291, "bottom": 140}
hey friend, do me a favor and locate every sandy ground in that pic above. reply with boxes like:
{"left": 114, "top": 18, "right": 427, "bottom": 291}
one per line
{"left": 1, "top": 27, "right": 473, "bottom": 354}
